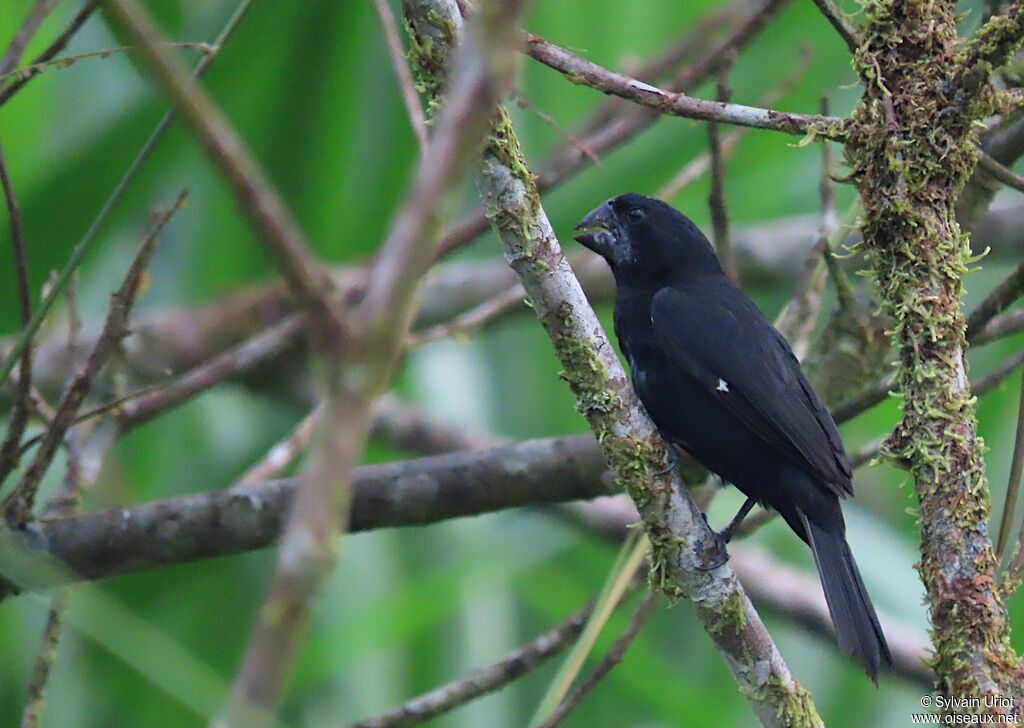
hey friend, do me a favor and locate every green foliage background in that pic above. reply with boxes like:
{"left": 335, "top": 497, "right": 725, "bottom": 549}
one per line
{"left": 0, "top": 0, "right": 1020, "bottom": 726}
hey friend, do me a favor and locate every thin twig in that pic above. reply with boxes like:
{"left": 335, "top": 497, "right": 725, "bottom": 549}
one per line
{"left": 707, "top": 67, "right": 737, "bottom": 282}
{"left": 848, "top": 347, "right": 1024, "bottom": 469}
{"left": 808, "top": 0, "right": 860, "bottom": 54}
{"left": 973, "top": 308, "right": 1024, "bottom": 344}
{"left": 658, "top": 44, "right": 814, "bottom": 200}
{"left": 433, "top": 0, "right": 794, "bottom": 260}
{"left": 1, "top": 189, "right": 186, "bottom": 527}
{"left": 0, "top": 43, "right": 216, "bottom": 85}
{"left": 524, "top": 34, "right": 844, "bottom": 139}
{"left": 371, "top": 0, "right": 428, "bottom": 155}
{"left": 516, "top": 92, "right": 601, "bottom": 165}
{"left": 0, "top": 138, "right": 34, "bottom": 486}
{"left": 532, "top": 590, "right": 660, "bottom": 728}
{"left": 99, "top": 0, "right": 338, "bottom": 324}
{"left": 965, "top": 254, "right": 1024, "bottom": 335}
{"left": 14, "top": 385, "right": 160, "bottom": 458}
{"left": 0, "top": 0, "right": 257, "bottom": 392}
{"left": 409, "top": 280, "right": 529, "bottom": 345}
{"left": 0, "top": 0, "right": 60, "bottom": 76}
{"left": 232, "top": 403, "right": 323, "bottom": 488}
{"left": 117, "top": 313, "right": 306, "bottom": 430}
{"left": 996, "top": 368, "right": 1024, "bottom": 562}
{"left": 977, "top": 149, "right": 1024, "bottom": 193}
{"left": 19, "top": 589, "right": 68, "bottom": 728}
{"left": 348, "top": 602, "right": 595, "bottom": 728}
{"left": 215, "top": 2, "right": 527, "bottom": 724}
{"left": 0, "top": 1, "right": 97, "bottom": 108}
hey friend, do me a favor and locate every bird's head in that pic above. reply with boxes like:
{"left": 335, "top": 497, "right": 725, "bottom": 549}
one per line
{"left": 573, "top": 194, "right": 723, "bottom": 281}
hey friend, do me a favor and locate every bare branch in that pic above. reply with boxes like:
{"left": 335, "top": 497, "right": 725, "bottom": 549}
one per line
{"left": 0, "top": 0, "right": 256, "bottom": 392}
{"left": 0, "top": 1, "right": 97, "bottom": 108}
{"left": 371, "top": 0, "right": 429, "bottom": 155}
{"left": 977, "top": 149, "right": 1024, "bottom": 193}
{"left": 37, "top": 434, "right": 612, "bottom": 582}
{"left": 116, "top": 314, "right": 306, "bottom": 431}
{"left": 99, "top": 0, "right": 338, "bottom": 324}
{"left": 349, "top": 602, "right": 593, "bottom": 728}
{"left": 0, "top": 0, "right": 60, "bottom": 76}
{"left": 532, "top": 590, "right": 660, "bottom": 728}
{"left": 707, "top": 69, "right": 738, "bottom": 282}
{"left": 2, "top": 190, "right": 186, "bottom": 527}
{"left": 808, "top": 0, "right": 860, "bottom": 54}
{"left": 524, "top": 34, "right": 844, "bottom": 139}
{"left": 996, "top": 368, "right": 1024, "bottom": 562}
{"left": 0, "top": 138, "right": 33, "bottom": 486}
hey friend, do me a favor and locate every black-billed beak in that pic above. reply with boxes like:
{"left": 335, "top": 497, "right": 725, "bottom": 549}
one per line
{"left": 573, "top": 202, "right": 617, "bottom": 259}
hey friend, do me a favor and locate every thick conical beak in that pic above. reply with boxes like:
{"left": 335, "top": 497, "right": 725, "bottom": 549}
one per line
{"left": 573, "top": 202, "right": 617, "bottom": 259}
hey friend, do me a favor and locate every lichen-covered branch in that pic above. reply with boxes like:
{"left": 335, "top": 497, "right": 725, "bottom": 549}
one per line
{"left": 846, "top": 0, "right": 1023, "bottom": 715}
{"left": 525, "top": 34, "right": 844, "bottom": 139}
{"left": 399, "top": 3, "right": 822, "bottom": 725}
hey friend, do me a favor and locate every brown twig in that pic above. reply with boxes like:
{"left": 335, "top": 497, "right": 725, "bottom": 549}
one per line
{"left": 215, "top": 2, "right": 527, "bottom": 724}
{"left": 0, "top": 1, "right": 97, "bottom": 108}
{"left": 99, "top": 0, "right": 338, "bottom": 325}
{"left": 232, "top": 403, "right": 322, "bottom": 487}
{"left": 973, "top": 308, "right": 1024, "bottom": 344}
{"left": 532, "top": 590, "right": 660, "bottom": 728}
{"left": 658, "top": 45, "right": 814, "bottom": 200}
{"left": 0, "top": 138, "right": 34, "bottom": 486}
{"left": 0, "top": 0, "right": 256, "bottom": 392}
{"left": 0, "top": 43, "right": 216, "bottom": 85}
{"left": 977, "top": 149, "right": 1024, "bottom": 193}
{"left": 707, "top": 68, "right": 737, "bottom": 282}
{"left": 117, "top": 313, "right": 306, "bottom": 431}
{"left": 515, "top": 92, "right": 601, "bottom": 165}
{"left": 0, "top": 0, "right": 60, "bottom": 76}
{"left": 1, "top": 189, "right": 186, "bottom": 527}
{"left": 349, "top": 602, "right": 595, "bottom": 728}
{"left": 524, "top": 34, "right": 844, "bottom": 139}
{"left": 965, "top": 254, "right": 1024, "bottom": 335}
{"left": 371, "top": 0, "right": 428, "bottom": 155}
{"left": 808, "top": 0, "right": 860, "bottom": 54}
{"left": 996, "top": 368, "right": 1024, "bottom": 562}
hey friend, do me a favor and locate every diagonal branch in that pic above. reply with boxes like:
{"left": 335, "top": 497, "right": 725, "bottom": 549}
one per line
{"left": 0, "top": 0, "right": 60, "bottom": 77}
{"left": 2, "top": 190, "right": 186, "bottom": 527}
{"left": 0, "top": 0, "right": 256, "bottom": 393}
{"left": 0, "top": 1, "right": 97, "bottom": 108}
{"left": 399, "top": 9, "right": 826, "bottom": 728}
{"left": 99, "top": 0, "right": 338, "bottom": 323}
{"left": 524, "top": 34, "right": 844, "bottom": 139}
{"left": 0, "top": 138, "right": 34, "bottom": 486}
{"left": 809, "top": 0, "right": 860, "bottom": 54}
{"left": 349, "top": 601, "right": 594, "bottom": 728}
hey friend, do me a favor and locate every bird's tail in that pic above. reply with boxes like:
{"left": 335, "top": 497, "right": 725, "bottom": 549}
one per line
{"left": 799, "top": 509, "right": 893, "bottom": 684}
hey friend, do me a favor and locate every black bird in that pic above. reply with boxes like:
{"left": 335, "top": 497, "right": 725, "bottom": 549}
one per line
{"left": 574, "top": 193, "right": 892, "bottom": 682}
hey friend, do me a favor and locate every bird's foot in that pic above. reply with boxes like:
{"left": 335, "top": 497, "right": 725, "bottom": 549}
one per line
{"left": 694, "top": 514, "right": 729, "bottom": 570}
{"left": 652, "top": 444, "right": 678, "bottom": 476}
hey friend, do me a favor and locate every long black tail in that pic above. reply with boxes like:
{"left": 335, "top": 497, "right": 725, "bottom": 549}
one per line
{"left": 799, "top": 509, "right": 893, "bottom": 684}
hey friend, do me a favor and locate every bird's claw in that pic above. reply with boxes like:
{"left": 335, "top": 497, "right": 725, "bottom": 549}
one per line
{"left": 652, "top": 446, "right": 678, "bottom": 476}
{"left": 694, "top": 529, "right": 729, "bottom": 571}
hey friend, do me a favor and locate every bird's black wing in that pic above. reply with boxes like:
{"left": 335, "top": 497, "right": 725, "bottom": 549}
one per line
{"left": 650, "top": 281, "right": 852, "bottom": 496}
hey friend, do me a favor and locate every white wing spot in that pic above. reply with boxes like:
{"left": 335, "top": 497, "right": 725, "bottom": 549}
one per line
{"left": 716, "top": 378, "right": 729, "bottom": 393}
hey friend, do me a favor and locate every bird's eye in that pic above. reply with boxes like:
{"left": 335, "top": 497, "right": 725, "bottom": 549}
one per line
{"left": 627, "top": 207, "right": 645, "bottom": 222}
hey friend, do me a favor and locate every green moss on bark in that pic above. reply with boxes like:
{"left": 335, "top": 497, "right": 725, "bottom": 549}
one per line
{"left": 846, "top": 0, "right": 1022, "bottom": 710}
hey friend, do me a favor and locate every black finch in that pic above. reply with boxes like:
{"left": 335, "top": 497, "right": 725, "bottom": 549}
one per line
{"left": 574, "top": 193, "right": 892, "bottom": 682}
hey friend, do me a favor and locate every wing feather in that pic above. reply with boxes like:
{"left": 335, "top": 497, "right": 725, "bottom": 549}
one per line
{"left": 650, "top": 282, "right": 852, "bottom": 496}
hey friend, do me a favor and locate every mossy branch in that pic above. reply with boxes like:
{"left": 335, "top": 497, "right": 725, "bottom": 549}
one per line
{"left": 848, "top": 0, "right": 1023, "bottom": 716}
{"left": 402, "top": 2, "right": 823, "bottom": 726}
